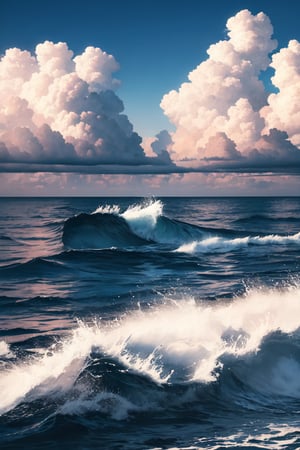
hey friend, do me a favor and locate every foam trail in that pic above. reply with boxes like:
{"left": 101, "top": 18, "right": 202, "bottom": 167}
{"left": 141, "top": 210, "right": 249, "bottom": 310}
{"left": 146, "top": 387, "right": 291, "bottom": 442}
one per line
{"left": 198, "top": 424, "right": 300, "bottom": 449}
{"left": 176, "top": 231, "right": 300, "bottom": 254}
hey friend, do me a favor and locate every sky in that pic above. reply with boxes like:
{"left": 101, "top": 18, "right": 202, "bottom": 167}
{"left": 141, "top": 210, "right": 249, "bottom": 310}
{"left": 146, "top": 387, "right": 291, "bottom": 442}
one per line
{"left": 1, "top": 0, "right": 300, "bottom": 196}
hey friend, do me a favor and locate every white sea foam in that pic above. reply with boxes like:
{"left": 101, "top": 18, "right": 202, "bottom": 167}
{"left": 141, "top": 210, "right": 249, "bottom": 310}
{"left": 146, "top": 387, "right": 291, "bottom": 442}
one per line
{"left": 59, "top": 392, "right": 140, "bottom": 420}
{"left": 196, "top": 423, "right": 300, "bottom": 449}
{"left": 101, "top": 285, "right": 300, "bottom": 385}
{"left": 0, "top": 341, "right": 13, "bottom": 358}
{"left": 0, "top": 328, "right": 93, "bottom": 415}
{"left": 92, "top": 199, "right": 164, "bottom": 242}
{"left": 122, "top": 199, "right": 163, "bottom": 221}
{"left": 176, "top": 231, "right": 300, "bottom": 254}
{"left": 121, "top": 199, "right": 164, "bottom": 241}
{"left": 92, "top": 204, "right": 121, "bottom": 215}
{"left": 93, "top": 199, "right": 163, "bottom": 224}
{"left": 0, "top": 283, "right": 300, "bottom": 415}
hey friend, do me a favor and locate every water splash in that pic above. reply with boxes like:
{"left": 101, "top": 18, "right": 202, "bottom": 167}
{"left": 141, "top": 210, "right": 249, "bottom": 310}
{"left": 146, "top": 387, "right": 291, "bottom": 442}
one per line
{"left": 121, "top": 199, "right": 164, "bottom": 241}
{"left": 1, "top": 282, "right": 300, "bottom": 415}
{"left": 92, "top": 204, "right": 121, "bottom": 215}
{"left": 0, "top": 341, "right": 13, "bottom": 358}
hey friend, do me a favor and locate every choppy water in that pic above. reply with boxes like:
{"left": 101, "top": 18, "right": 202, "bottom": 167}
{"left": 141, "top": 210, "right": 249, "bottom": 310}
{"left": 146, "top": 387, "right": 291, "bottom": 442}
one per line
{"left": 0, "top": 196, "right": 300, "bottom": 449}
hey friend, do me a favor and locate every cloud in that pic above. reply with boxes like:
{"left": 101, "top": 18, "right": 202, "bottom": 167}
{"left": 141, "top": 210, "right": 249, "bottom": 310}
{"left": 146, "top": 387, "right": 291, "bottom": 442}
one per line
{"left": 149, "top": 130, "right": 174, "bottom": 164}
{"left": 1, "top": 170, "right": 299, "bottom": 197}
{"left": 0, "top": 41, "right": 172, "bottom": 170}
{"left": 160, "top": 9, "right": 300, "bottom": 173}
{"left": 202, "top": 132, "right": 242, "bottom": 161}
{"left": 1, "top": 10, "right": 300, "bottom": 178}
{"left": 261, "top": 40, "right": 300, "bottom": 147}
{"left": 249, "top": 129, "right": 300, "bottom": 166}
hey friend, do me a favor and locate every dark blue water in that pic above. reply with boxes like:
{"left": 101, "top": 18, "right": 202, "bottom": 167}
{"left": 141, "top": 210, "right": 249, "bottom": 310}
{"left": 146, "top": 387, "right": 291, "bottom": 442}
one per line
{"left": 1, "top": 197, "right": 300, "bottom": 449}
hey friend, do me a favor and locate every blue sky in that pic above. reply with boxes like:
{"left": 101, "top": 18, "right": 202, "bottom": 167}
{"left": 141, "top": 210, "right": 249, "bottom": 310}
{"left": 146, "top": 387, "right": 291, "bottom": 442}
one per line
{"left": 1, "top": 0, "right": 300, "bottom": 195}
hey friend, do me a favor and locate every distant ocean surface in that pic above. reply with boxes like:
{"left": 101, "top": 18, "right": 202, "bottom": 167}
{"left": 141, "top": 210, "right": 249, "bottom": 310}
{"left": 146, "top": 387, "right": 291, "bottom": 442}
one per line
{"left": 1, "top": 196, "right": 300, "bottom": 450}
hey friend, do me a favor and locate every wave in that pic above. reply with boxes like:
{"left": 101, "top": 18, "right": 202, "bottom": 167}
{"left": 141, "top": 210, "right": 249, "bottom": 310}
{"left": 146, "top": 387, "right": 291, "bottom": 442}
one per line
{"left": 62, "top": 199, "right": 300, "bottom": 255}
{"left": 176, "top": 231, "right": 300, "bottom": 254}
{"left": 62, "top": 211, "right": 151, "bottom": 249}
{"left": 0, "top": 257, "right": 67, "bottom": 278}
{"left": 63, "top": 199, "right": 212, "bottom": 250}
{"left": 234, "top": 214, "right": 300, "bottom": 224}
{"left": 1, "top": 282, "right": 300, "bottom": 416}
{"left": 59, "top": 392, "right": 141, "bottom": 420}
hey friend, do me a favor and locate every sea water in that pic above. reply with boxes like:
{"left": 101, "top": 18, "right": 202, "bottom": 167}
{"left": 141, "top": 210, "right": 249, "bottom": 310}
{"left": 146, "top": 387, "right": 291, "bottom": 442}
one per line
{"left": 0, "top": 196, "right": 300, "bottom": 449}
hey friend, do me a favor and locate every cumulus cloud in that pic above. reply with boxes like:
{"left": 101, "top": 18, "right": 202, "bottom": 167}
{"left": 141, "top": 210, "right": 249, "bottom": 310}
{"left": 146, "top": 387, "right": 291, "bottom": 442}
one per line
{"left": 2, "top": 9, "right": 300, "bottom": 178}
{"left": 202, "top": 132, "right": 242, "bottom": 161}
{"left": 150, "top": 130, "right": 173, "bottom": 155}
{"left": 261, "top": 40, "right": 300, "bottom": 147}
{"left": 161, "top": 9, "right": 300, "bottom": 172}
{"left": 150, "top": 130, "right": 173, "bottom": 164}
{"left": 0, "top": 41, "right": 171, "bottom": 169}
{"left": 250, "top": 129, "right": 300, "bottom": 165}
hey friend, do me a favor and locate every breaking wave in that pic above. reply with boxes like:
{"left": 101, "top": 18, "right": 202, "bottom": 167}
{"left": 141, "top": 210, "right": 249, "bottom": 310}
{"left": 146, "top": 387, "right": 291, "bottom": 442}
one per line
{"left": 1, "top": 282, "right": 300, "bottom": 416}
{"left": 62, "top": 199, "right": 208, "bottom": 249}
{"left": 176, "top": 232, "right": 300, "bottom": 254}
{"left": 62, "top": 199, "right": 300, "bottom": 256}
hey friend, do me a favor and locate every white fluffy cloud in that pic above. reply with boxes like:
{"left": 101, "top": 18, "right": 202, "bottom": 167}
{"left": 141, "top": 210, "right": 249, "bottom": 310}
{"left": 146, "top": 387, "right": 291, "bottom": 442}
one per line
{"left": 161, "top": 9, "right": 300, "bottom": 170}
{"left": 2, "top": 9, "right": 300, "bottom": 177}
{"left": 0, "top": 41, "right": 170, "bottom": 168}
{"left": 261, "top": 40, "right": 300, "bottom": 147}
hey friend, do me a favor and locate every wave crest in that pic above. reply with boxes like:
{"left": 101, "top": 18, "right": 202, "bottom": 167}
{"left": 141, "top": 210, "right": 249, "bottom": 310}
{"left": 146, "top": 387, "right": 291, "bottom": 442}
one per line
{"left": 63, "top": 198, "right": 300, "bottom": 252}
{"left": 1, "top": 282, "right": 300, "bottom": 415}
{"left": 176, "top": 231, "right": 300, "bottom": 254}
{"left": 62, "top": 199, "right": 208, "bottom": 249}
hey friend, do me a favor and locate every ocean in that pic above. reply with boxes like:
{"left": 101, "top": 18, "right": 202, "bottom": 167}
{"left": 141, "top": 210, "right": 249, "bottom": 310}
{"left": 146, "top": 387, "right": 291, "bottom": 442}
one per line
{"left": 0, "top": 196, "right": 300, "bottom": 449}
